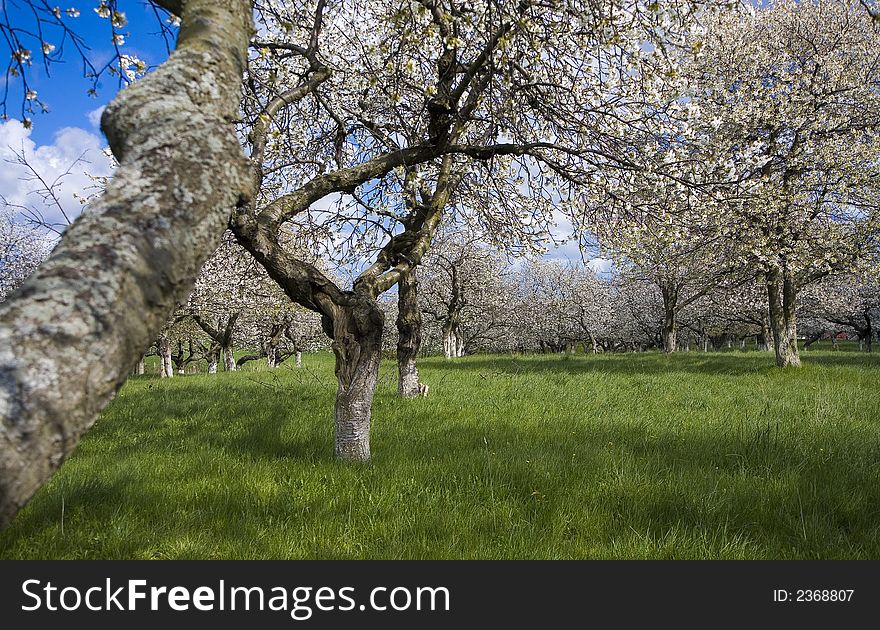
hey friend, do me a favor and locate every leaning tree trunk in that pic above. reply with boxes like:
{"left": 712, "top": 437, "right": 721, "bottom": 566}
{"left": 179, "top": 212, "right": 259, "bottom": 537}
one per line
{"left": 586, "top": 329, "right": 598, "bottom": 354}
{"left": 766, "top": 266, "right": 801, "bottom": 368}
{"left": 396, "top": 269, "right": 422, "bottom": 398}
{"left": 330, "top": 297, "right": 384, "bottom": 462}
{"left": 0, "top": 0, "right": 252, "bottom": 528}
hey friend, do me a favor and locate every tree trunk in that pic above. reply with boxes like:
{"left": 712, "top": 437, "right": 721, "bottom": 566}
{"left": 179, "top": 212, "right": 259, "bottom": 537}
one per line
{"left": 158, "top": 336, "right": 174, "bottom": 379}
{"left": 330, "top": 297, "right": 384, "bottom": 462}
{"left": 136, "top": 356, "right": 145, "bottom": 375}
{"left": 266, "top": 346, "right": 277, "bottom": 369}
{"left": 442, "top": 323, "right": 456, "bottom": 359}
{"left": 207, "top": 350, "right": 218, "bottom": 374}
{"left": 766, "top": 265, "right": 801, "bottom": 368}
{"left": 662, "top": 310, "right": 677, "bottom": 353}
{"left": 0, "top": 0, "right": 252, "bottom": 528}
{"left": 661, "top": 285, "right": 677, "bottom": 353}
{"left": 587, "top": 329, "right": 598, "bottom": 354}
{"left": 759, "top": 316, "right": 774, "bottom": 352}
{"left": 295, "top": 351, "right": 302, "bottom": 368}
{"left": 396, "top": 269, "right": 422, "bottom": 398}
{"left": 223, "top": 345, "right": 237, "bottom": 372}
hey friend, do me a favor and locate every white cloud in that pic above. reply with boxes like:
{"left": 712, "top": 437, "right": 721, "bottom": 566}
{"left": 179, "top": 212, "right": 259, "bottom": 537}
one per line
{"left": 0, "top": 120, "right": 114, "bottom": 231}
{"left": 87, "top": 105, "right": 106, "bottom": 129}
{"left": 587, "top": 257, "right": 614, "bottom": 276}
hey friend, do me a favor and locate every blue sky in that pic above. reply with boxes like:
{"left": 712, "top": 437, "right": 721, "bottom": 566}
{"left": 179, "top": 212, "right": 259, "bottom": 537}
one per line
{"left": 3, "top": 1, "right": 173, "bottom": 144}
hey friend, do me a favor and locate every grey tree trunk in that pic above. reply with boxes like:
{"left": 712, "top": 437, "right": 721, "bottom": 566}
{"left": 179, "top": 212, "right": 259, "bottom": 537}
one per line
{"left": 766, "top": 265, "right": 801, "bottom": 368}
{"left": 442, "top": 324, "right": 456, "bottom": 359}
{"left": 158, "top": 337, "right": 174, "bottom": 379}
{"left": 586, "top": 329, "right": 598, "bottom": 354}
{"left": 295, "top": 351, "right": 302, "bottom": 368}
{"left": 759, "top": 316, "right": 774, "bottom": 352}
{"left": 396, "top": 269, "right": 422, "bottom": 398}
{"left": 207, "top": 350, "right": 218, "bottom": 374}
{"left": 136, "top": 356, "right": 145, "bottom": 375}
{"left": 266, "top": 347, "right": 277, "bottom": 369}
{"left": 223, "top": 346, "right": 237, "bottom": 372}
{"left": 456, "top": 332, "right": 465, "bottom": 357}
{"left": 0, "top": 0, "right": 253, "bottom": 529}
{"left": 661, "top": 286, "right": 677, "bottom": 353}
{"left": 331, "top": 297, "right": 384, "bottom": 462}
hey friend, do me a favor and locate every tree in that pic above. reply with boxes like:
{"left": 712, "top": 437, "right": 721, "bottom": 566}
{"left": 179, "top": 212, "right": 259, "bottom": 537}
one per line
{"left": 804, "top": 273, "right": 880, "bottom": 352}
{"left": 686, "top": 0, "right": 880, "bottom": 366}
{"left": 420, "top": 230, "right": 511, "bottom": 357}
{"left": 0, "top": 209, "right": 53, "bottom": 301}
{"left": 0, "top": 0, "right": 253, "bottom": 528}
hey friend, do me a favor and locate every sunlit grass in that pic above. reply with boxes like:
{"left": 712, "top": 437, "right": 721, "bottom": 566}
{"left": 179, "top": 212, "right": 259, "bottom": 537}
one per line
{"left": 2, "top": 347, "right": 880, "bottom": 559}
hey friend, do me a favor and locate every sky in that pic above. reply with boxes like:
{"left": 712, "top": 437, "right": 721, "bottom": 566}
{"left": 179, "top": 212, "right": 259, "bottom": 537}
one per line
{"left": 1, "top": 2, "right": 172, "bottom": 228}
{"left": 0, "top": 2, "right": 608, "bottom": 272}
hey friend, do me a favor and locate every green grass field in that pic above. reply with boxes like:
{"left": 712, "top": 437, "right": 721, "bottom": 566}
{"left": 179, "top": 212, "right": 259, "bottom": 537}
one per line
{"left": 2, "top": 348, "right": 880, "bottom": 559}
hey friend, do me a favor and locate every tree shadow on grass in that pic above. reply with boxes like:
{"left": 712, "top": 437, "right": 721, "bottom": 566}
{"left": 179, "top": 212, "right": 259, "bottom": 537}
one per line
{"left": 372, "top": 408, "right": 880, "bottom": 558}
{"left": 3, "top": 368, "right": 880, "bottom": 559}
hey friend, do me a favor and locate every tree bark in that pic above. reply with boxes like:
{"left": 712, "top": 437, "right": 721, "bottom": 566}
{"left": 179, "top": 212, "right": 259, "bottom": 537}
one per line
{"left": 158, "top": 336, "right": 174, "bottom": 379}
{"left": 330, "top": 296, "right": 384, "bottom": 462}
{"left": 586, "top": 329, "right": 598, "bottom": 354}
{"left": 207, "top": 350, "right": 218, "bottom": 374}
{"left": 442, "top": 323, "right": 458, "bottom": 359}
{"left": 662, "top": 311, "right": 677, "bottom": 353}
{"left": 396, "top": 269, "right": 422, "bottom": 398}
{"left": 136, "top": 356, "right": 145, "bottom": 375}
{"left": 295, "top": 351, "right": 302, "bottom": 368}
{"left": 766, "top": 265, "right": 801, "bottom": 368}
{"left": 759, "top": 315, "right": 774, "bottom": 352}
{"left": 660, "top": 284, "right": 678, "bottom": 353}
{"left": 0, "top": 0, "right": 252, "bottom": 528}
{"left": 223, "top": 345, "right": 237, "bottom": 372}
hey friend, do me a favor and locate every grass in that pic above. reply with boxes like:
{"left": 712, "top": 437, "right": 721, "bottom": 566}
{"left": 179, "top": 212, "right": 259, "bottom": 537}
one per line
{"left": 2, "top": 347, "right": 880, "bottom": 559}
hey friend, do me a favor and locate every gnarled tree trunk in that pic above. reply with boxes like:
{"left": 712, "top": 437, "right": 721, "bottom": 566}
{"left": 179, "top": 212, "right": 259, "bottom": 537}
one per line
{"left": 766, "top": 265, "right": 801, "bottom": 368}
{"left": 0, "top": 0, "right": 253, "bottom": 528}
{"left": 396, "top": 269, "right": 422, "bottom": 398}
{"left": 329, "top": 297, "right": 384, "bottom": 462}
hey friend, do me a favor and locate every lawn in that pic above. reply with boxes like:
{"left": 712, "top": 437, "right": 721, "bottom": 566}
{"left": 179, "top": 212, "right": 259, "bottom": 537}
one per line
{"left": 2, "top": 348, "right": 880, "bottom": 559}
